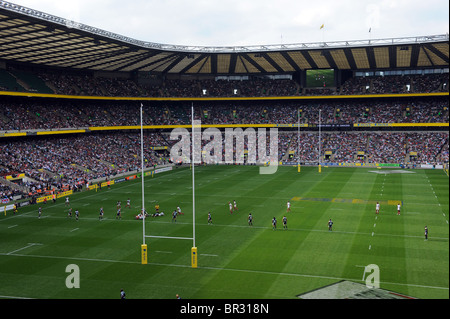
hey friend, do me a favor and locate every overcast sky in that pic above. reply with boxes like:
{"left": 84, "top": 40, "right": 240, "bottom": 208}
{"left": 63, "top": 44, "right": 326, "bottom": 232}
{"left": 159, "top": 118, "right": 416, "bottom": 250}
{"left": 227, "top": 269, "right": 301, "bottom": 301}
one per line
{"left": 9, "top": 0, "right": 450, "bottom": 47}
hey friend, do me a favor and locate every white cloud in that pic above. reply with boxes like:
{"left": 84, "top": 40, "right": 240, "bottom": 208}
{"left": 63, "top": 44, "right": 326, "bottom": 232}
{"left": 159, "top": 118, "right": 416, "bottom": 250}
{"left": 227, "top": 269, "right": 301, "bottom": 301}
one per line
{"left": 9, "top": 0, "right": 449, "bottom": 47}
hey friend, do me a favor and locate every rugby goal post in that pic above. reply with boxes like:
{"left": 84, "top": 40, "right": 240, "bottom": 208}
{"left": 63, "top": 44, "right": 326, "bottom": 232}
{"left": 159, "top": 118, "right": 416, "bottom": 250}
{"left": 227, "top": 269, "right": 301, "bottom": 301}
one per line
{"left": 141, "top": 104, "right": 198, "bottom": 268}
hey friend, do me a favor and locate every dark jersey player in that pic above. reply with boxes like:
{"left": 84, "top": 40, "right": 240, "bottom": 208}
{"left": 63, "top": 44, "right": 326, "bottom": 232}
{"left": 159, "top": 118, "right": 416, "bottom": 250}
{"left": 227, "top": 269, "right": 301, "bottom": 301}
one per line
{"left": 207, "top": 212, "right": 212, "bottom": 225}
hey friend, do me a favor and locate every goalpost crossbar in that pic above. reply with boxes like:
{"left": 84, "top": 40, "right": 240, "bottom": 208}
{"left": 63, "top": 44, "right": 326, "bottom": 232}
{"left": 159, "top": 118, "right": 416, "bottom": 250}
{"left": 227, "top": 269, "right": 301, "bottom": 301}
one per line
{"left": 145, "top": 235, "right": 193, "bottom": 241}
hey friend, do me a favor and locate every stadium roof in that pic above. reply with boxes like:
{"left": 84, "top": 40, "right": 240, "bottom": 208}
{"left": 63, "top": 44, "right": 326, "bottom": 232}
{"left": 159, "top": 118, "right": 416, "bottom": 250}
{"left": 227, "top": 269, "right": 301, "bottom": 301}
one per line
{"left": 0, "top": 1, "right": 448, "bottom": 75}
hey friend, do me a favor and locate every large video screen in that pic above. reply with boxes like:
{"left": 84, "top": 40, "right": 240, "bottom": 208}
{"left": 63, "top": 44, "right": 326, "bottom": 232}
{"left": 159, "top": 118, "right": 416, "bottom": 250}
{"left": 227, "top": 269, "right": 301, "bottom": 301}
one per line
{"left": 306, "top": 69, "right": 335, "bottom": 87}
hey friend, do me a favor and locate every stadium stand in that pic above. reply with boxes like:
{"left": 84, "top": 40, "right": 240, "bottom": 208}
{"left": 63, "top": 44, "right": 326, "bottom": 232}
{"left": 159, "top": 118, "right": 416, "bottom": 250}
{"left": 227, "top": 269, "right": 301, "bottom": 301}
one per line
{"left": 0, "top": 97, "right": 448, "bottom": 130}
{"left": 1, "top": 68, "right": 449, "bottom": 97}
{"left": 0, "top": 2, "right": 448, "bottom": 206}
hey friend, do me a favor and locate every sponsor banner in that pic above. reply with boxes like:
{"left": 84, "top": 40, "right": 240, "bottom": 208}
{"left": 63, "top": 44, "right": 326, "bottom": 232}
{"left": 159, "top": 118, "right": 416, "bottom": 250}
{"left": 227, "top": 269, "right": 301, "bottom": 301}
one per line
{"left": 325, "top": 163, "right": 400, "bottom": 168}
{"left": 0, "top": 204, "right": 15, "bottom": 213}
{"left": 150, "top": 146, "right": 168, "bottom": 150}
{"left": 19, "top": 201, "right": 30, "bottom": 207}
{"left": 101, "top": 180, "right": 114, "bottom": 188}
{"left": 391, "top": 123, "right": 448, "bottom": 127}
{"left": 324, "top": 163, "right": 383, "bottom": 168}
{"left": 36, "top": 190, "right": 73, "bottom": 203}
{"left": 275, "top": 124, "right": 309, "bottom": 128}
{"left": 154, "top": 167, "right": 173, "bottom": 174}
{"left": 57, "top": 190, "right": 73, "bottom": 198}
{"left": 354, "top": 122, "right": 448, "bottom": 127}
{"left": 354, "top": 123, "right": 390, "bottom": 127}
{"left": 36, "top": 195, "right": 53, "bottom": 203}
{"left": 0, "top": 132, "right": 27, "bottom": 138}
{"left": 378, "top": 163, "right": 401, "bottom": 167}
{"left": 421, "top": 164, "right": 436, "bottom": 169}
{"left": 37, "top": 190, "right": 74, "bottom": 202}
{"left": 284, "top": 162, "right": 402, "bottom": 167}
{"left": 316, "top": 124, "right": 351, "bottom": 128}
{"left": 5, "top": 173, "right": 26, "bottom": 180}
{"left": 37, "top": 129, "right": 85, "bottom": 135}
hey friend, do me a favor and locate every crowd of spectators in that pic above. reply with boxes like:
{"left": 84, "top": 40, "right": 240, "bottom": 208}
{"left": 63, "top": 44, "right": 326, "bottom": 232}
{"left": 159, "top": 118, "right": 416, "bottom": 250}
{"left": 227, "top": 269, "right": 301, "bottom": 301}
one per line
{"left": 3, "top": 67, "right": 449, "bottom": 98}
{"left": 1, "top": 98, "right": 447, "bottom": 132}
{"left": 0, "top": 132, "right": 170, "bottom": 201}
{"left": 0, "top": 183, "right": 23, "bottom": 202}
{"left": 284, "top": 131, "right": 448, "bottom": 165}
{"left": 339, "top": 74, "right": 448, "bottom": 95}
{"left": 38, "top": 72, "right": 303, "bottom": 98}
{"left": 1, "top": 129, "right": 448, "bottom": 203}
{"left": 195, "top": 130, "right": 448, "bottom": 166}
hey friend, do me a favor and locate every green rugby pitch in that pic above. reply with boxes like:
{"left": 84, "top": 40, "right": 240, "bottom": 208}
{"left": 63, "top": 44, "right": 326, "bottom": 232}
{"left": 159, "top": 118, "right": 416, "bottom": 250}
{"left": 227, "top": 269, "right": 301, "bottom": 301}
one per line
{"left": 0, "top": 166, "right": 448, "bottom": 299}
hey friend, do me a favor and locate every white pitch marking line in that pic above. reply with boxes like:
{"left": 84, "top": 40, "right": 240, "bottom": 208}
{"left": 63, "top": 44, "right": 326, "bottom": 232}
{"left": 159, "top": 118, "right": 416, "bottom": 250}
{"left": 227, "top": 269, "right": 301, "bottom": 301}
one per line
{"left": 2, "top": 252, "right": 448, "bottom": 291}
{"left": 7, "top": 243, "right": 42, "bottom": 255}
{"left": 0, "top": 295, "right": 33, "bottom": 299}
